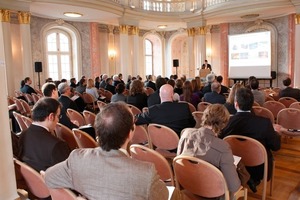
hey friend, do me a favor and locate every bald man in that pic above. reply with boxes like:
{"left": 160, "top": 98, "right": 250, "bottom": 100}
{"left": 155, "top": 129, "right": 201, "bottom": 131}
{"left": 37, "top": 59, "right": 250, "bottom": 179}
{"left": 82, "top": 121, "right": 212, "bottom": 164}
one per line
{"left": 136, "top": 84, "right": 195, "bottom": 137}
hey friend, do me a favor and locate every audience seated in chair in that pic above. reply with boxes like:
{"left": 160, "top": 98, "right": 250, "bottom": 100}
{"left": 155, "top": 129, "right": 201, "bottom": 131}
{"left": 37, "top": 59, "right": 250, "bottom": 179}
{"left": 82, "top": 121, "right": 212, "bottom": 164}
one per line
{"left": 279, "top": 77, "right": 300, "bottom": 101}
{"left": 203, "top": 82, "right": 226, "bottom": 104}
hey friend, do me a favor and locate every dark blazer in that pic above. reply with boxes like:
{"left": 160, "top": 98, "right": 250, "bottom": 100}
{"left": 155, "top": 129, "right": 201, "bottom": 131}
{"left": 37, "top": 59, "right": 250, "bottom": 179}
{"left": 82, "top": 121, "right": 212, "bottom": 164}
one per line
{"left": 58, "top": 95, "right": 80, "bottom": 130}
{"left": 105, "top": 84, "right": 116, "bottom": 94}
{"left": 18, "top": 124, "right": 70, "bottom": 172}
{"left": 204, "top": 91, "right": 226, "bottom": 104}
{"left": 127, "top": 93, "right": 148, "bottom": 111}
{"left": 136, "top": 101, "right": 196, "bottom": 136}
{"left": 279, "top": 87, "right": 300, "bottom": 101}
{"left": 147, "top": 91, "right": 160, "bottom": 107}
{"left": 201, "top": 63, "right": 212, "bottom": 71}
{"left": 201, "top": 83, "right": 212, "bottom": 95}
{"left": 220, "top": 85, "right": 230, "bottom": 95}
{"left": 220, "top": 112, "right": 281, "bottom": 181}
{"left": 144, "top": 81, "right": 157, "bottom": 91}
{"left": 20, "top": 85, "right": 36, "bottom": 94}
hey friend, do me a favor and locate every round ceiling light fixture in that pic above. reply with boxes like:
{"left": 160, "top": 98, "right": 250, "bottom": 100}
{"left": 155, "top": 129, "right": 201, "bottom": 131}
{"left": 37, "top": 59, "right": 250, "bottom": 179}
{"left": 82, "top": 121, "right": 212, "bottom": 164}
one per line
{"left": 157, "top": 25, "right": 167, "bottom": 29}
{"left": 63, "top": 12, "right": 83, "bottom": 18}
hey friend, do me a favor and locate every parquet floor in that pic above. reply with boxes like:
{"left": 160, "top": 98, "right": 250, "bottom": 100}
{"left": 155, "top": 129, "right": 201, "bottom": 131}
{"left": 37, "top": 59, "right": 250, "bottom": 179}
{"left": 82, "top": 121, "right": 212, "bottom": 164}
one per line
{"left": 247, "top": 137, "right": 300, "bottom": 200}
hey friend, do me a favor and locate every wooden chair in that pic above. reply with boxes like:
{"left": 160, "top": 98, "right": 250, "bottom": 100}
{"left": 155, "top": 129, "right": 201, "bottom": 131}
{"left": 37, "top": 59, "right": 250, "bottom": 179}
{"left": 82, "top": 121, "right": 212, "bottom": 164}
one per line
{"left": 278, "top": 97, "right": 298, "bottom": 108}
{"left": 253, "top": 101, "right": 260, "bottom": 107}
{"left": 82, "top": 92, "right": 98, "bottom": 112}
{"left": 55, "top": 123, "right": 78, "bottom": 150}
{"left": 48, "top": 188, "right": 81, "bottom": 200}
{"left": 127, "top": 104, "right": 142, "bottom": 115}
{"left": 147, "top": 124, "right": 179, "bottom": 158}
{"left": 173, "top": 155, "right": 231, "bottom": 200}
{"left": 192, "top": 111, "right": 203, "bottom": 128}
{"left": 131, "top": 125, "right": 151, "bottom": 148}
{"left": 19, "top": 99, "right": 32, "bottom": 117}
{"left": 31, "top": 93, "right": 40, "bottom": 104}
{"left": 130, "top": 144, "right": 174, "bottom": 185}
{"left": 83, "top": 110, "right": 96, "bottom": 126}
{"left": 23, "top": 93, "right": 34, "bottom": 105}
{"left": 197, "top": 102, "right": 211, "bottom": 112}
{"left": 14, "top": 159, "right": 50, "bottom": 199}
{"left": 67, "top": 108, "right": 86, "bottom": 126}
{"left": 252, "top": 106, "right": 275, "bottom": 124}
{"left": 224, "top": 135, "right": 268, "bottom": 199}
{"left": 103, "top": 90, "right": 113, "bottom": 102}
{"left": 13, "top": 97, "right": 26, "bottom": 115}
{"left": 179, "top": 101, "right": 196, "bottom": 113}
{"left": 72, "top": 128, "right": 98, "bottom": 148}
{"left": 21, "top": 115, "right": 33, "bottom": 129}
{"left": 13, "top": 111, "right": 27, "bottom": 132}
{"left": 265, "top": 96, "right": 274, "bottom": 102}
{"left": 263, "top": 100, "right": 286, "bottom": 122}
{"left": 289, "top": 102, "right": 300, "bottom": 110}
{"left": 97, "top": 100, "right": 107, "bottom": 111}
{"left": 277, "top": 108, "right": 300, "bottom": 137}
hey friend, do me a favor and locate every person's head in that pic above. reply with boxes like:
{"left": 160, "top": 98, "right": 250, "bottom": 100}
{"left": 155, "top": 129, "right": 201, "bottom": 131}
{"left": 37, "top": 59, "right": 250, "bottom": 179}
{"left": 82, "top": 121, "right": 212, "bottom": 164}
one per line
{"left": 20, "top": 80, "right": 25, "bottom": 88}
{"left": 182, "top": 81, "right": 193, "bottom": 101}
{"left": 129, "top": 80, "right": 144, "bottom": 96}
{"left": 226, "top": 83, "right": 243, "bottom": 104}
{"left": 160, "top": 84, "right": 174, "bottom": 102}
{"left": 206, "top": 73, "right": 215, "bottom": 83}
{"left": 216, "top": 75, "right": 223, "bottom": 84}
{"left": 170, "top": 75, "right": 174, "bottom": 80}
{"left": 60, "top": 79, "right": 67, "bottom": 83}
{"left": 191, "top": 79, "right": 200, "bottom": 92}
{"left": 118, "top": 73, "right": 123, "bottom": 80}
{"left": 79, "top": 78, "right": 86, "bottom": 86}
{"left": 127, "top": 75, "right": 132, "bottom": 82}
{"left": 113, "top": 75, "right": 120, "bottom": 81}
{"left": 95, "top": 76, "right": 100, "bottom": 83}
{"left": 87, "top": 78, "right": 95, "bottom": 88}
{"left": 146, "top": 75, "right": 152, "bottom": 81}
{"left": 24, "top": 77, "right": 32, "bottom": 85}
{"left": 115, "top": 83, "right": 125, "bottom": 94}
{"left": 201, "top": 104, "right": 230, "bottom": 134}
{"left": 102, "top": 74, "right": 108, "bottom": 81}
{"left": 70, "top": 78, "right": 76, "bottom": 84}
{"left": 180, "top": 75, "right": 186, "bottom": 82}
{"left": 204, "top": 59, "right": 208, "bottom": 63}
{"left": 42, "top": 82, "right": 58, "bottom": 99}
{"left": 234, "top": 88, "right": 254, "bottom": 111}
{"left": 173, "top": 74, "right": 178, "bottom": 80}
{"left": 250, "top": 78, "right": 259, "bottom": 90}
{"left": 32, "top": 97, "right": 61, "bottom": 131}
{"left": 211, "top": 82, "right": 221, "bottom": 93}
{"left": 58, "top": 82, "right": 71, "bottom": 96}
{"left": 175, "top": 79, "right": 183, "bottom": 89}
{"left": 94, "top": 102, "right": 135, "bottom": 151}
{"left": 167, "top": 79, "right": 175, "bottom": 88}
{"left": 155, "top": 77, "right": 167, "bottom": 91}
{"left": 283, "top": 77, "right": 292, "bottom": 87}
{"left": 106, "top": 78, "right": 113, "bottom": 85}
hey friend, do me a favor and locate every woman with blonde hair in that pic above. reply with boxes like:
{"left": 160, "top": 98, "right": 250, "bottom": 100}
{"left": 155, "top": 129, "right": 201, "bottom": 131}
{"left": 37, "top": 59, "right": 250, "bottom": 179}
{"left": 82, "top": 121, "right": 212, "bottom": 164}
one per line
{"left": 86, "top": 78, "right": 100, "bottom": 101}
{"left": 178, "top": 104, "right": 241, "bottom": 197}
{"left": 127, "top": 79, "right": 148, "bottom": 110}
{"left": 180, "top": 81, "right": 200, "bottom": 108}
{"left": 224, "top": 83, "right": 243, "bottom": 114}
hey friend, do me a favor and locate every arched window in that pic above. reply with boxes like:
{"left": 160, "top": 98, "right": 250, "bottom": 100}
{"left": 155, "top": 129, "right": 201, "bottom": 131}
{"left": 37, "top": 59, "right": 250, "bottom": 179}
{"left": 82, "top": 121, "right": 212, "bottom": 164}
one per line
{"left": 145, "top": 39, "right": 153, "bottom": 75}
{"left": 46, "top": 30, "right": 72, "bottom": 80}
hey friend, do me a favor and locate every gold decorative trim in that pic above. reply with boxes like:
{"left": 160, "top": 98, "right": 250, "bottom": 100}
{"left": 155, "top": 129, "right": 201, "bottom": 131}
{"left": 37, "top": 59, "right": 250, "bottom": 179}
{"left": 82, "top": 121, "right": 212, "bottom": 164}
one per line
{"left": 18, "top": 11, "right": 31, "bottom": 24}
{"left": 295, "top": 14, "right": 300, "bottom": 25}
{"left": 187, "top": 28, "right": 195, "bottom": 36}
{"left": 131, "top": 26, "right": 139, "bottom": 35}
{"left": 195, "top": 26, "right": 207, "bottom": 35}
{"left": 119, "top": 25, "right": 129, "bottom": 34}
{"left": 0, "top": 9, "right": 10, "bottom": 22}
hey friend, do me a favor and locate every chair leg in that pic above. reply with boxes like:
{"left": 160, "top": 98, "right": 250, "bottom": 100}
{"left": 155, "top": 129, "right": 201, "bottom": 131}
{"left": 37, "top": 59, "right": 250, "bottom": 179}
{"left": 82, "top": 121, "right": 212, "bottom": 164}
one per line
{"left": 270, "top": 160, "right": 275, "bottom": 196}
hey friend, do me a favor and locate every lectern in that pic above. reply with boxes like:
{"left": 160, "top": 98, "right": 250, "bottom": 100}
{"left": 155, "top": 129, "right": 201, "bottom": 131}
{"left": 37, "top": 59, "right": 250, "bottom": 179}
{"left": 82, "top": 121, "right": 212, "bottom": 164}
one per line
{"left": 199, "top": 68, "right": 211, "bottom": 79}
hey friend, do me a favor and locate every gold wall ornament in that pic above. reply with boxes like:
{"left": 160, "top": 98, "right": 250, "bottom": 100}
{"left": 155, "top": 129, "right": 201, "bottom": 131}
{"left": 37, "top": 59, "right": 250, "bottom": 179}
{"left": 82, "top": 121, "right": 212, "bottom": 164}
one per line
{"left": 119, "top": 25, "right": 129, "bottom": 34}
{"left": 131, "top": 26, "right": 139, "bottom": 35}
{"left": 0, "top": 9, "right": 10, "bottom": 22}
{"left": 187, "top": 28, "right": 195, "bottom": 37}
{"left": 295, "top": 14, "right": 300, "bottom": 25}
{"left": 195, "top": 26, "right": 207, "bottom": 35}
{"left": 18, "top": 11, "right": 31, "bottom": 24}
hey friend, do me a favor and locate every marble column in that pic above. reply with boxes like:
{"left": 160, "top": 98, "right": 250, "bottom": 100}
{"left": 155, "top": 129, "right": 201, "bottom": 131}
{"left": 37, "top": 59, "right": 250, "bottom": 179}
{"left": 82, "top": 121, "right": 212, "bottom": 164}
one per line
{"left": 194, "top": 26, "right": 206, "bottom": 76}
{"left": 119, "top": 25, "right": 131, "bottom": 79}
{"left": 130, "top": 26, "right": 140, "bottom": 77}
{"left": 90, "top": 22, "right": 101, "bottom": 78}
{"left": 187, "top": 28, "right": 195, "bottom": 77}
{"left": 0, "top": 9, "right": 19, "bottom": 200}
{"left": 18, "top": 11, "right": 33, "bottom": 85}
{"left": 294, "top": 14, "right": 300, "bottom": 87}
{"left": 220, "top": 23, "right": 229, "bottom": 86}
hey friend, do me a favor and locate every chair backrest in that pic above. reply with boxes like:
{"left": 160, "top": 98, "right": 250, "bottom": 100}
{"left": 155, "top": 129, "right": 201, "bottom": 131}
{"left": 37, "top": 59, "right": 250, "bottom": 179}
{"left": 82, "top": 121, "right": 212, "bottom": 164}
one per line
{"left": 147, "top": 124, "right": 179, "bottom": 150}
{"left": 7, "top": 96, "right": 15, "bottom": 105}
{"left": 197, "top": 102, "right": 211, "bottom": 112}
{"left": 277, "top": 108, "right": 300, "bottom": 130}
{"left": 19, "top": 99, "right": 32, "bottom": 117}
{"left": 13, "top": 97, "right": 25, "bottom": 114}
{"left": 72, "top": 128, "right": 98, "bottom": 148}
{"left": 104, "top": 90, "right": 113, "bottom": 102}
{"left": 14, "top": 159, "right": 50, "bottom": 198}
{"left": 144, "top": 87, "right": 155, "bottom": 96}
{"left": 192, "top": 111, "right": 203, "bottom": 128}
{"left": 55, "top": 123, "right": 78, "bottom": 150}
{"left": 224, "top": 135, "right": 267, "bottom": 200}
{"left": 173, "top": 155, "right": 229, "bottom": 199}
{"left": 48, "top": 188, "right": 79, "bottom": 200}
{"left": 13, "top": 111, "right": 27, "bottom": 132}
{"left": 131, "top": 125, "right": 151, "bottom": 148}
{"left": 127, "top": 104, "right": 142, "bottom": 115}
{"left": 97, "top": 100, "right": 107, "bottom": 111}
{"left": 289, "top": 102, "right": 300, "bottom": 110}
{"left": 179, "top": 101, "right": 196, "bottom": 113}
{"left": 82, "top": 110, "right": 96, "bottom": 126}
{"left": 253, "top": 101, "right": 260, "bottom": 107}
{"left": 31, "top": 93, "right": 40, "bottom": 104}
{"left": 67, "top": 108, "right": 86, "bottom": 126}
{"left": 278, "top": 97, "right": 298, "bottom": 108}
{"left": 130, "top": 144, "right": 174, "bottom": 185}
{"left": 263, "top": 100, "right": 286, "bottom": 122}
{"left": 82, "top": 92, "right": 95, "bottom": 104}
{"left": 252, "top": 106, "right": 274, "bottom": 124}
{"left": 21, "top": 115, "right": 33, "bottom": 128}
{"left": 265, "top": 96, "right": 274, "bottom": 102}
{"left": 23, "top": 93, "right": 34, "bottom": 105}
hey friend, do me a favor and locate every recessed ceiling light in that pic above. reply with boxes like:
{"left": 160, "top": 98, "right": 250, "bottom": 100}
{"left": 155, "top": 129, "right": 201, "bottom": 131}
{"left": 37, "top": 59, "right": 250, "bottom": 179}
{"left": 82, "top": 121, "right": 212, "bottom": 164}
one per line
{"left": 157, "top": 25, "right": 167, "bottom": 29}
{"left": 63, "top": 12, "right": 83, "bottom": 18}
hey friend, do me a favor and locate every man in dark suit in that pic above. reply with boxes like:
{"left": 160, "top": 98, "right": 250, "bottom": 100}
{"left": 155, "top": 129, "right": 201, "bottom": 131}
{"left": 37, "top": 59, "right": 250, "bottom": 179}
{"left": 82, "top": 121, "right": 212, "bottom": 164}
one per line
{"left": 20, "top": 77, "right": 37, "bottom": 94}
{"left": 279, "top": 77, "right": 300, "bottom": 101}
{"left": 220, "top": 88, "right": 281, "bottom": 192}
{"left": 216, "top": 75, "right": 229, "bottom": 95}
{"left": 147, "top": 77, "right": 166, "bottom": 107}
{"left": 201, "top": 59, "right": 212, "bottom": 71}
{"left": 18, "top": 97, "right": 71, "bottom": 172}
{"left": 144, "top": 75, "right": 157, "bottom": 91}
{"left": 136, "top": 84, "right": 196, "bottom": 137}
{"left": 203, "top": 82, "right": 226, "bottom": 104}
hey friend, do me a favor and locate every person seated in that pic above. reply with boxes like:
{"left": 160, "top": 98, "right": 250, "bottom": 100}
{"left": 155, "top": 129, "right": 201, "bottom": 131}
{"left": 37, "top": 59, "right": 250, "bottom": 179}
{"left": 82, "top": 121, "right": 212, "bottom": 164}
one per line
{"left": 216, "top": 75, "right": 230, "bottom": 95}
{"left": 105, "top": 77, "right": 116, "bottom": 94}
{"left": 144, "top": 75, "right": 157, "bottom": 91}
{"left": 111, "top": 83, "right": 127, "bottom": 103}
{"left": 112, "top": 74, "right": 122, "bottom": 87}
{"left": 178, "top": 104, "right": 241, "bottom": 197}
{"left": 174, "top": 79, "right": 183, "bottom": 96}
{"left": 127, "top": 80, "right": 148, "bottom": 111}
{"left": 201, "top": 73, "right": 215, "bottom": 95}
{"left": 250, "top": 78, "right": 265, "bottom": 106}
{"left": 180, "top": 81, "right": 200, "bottom": 108}
{"left": 136, "top": 84, "right": 195, "bottom": 137}
{"left": 220, "top": 88, "right": 281, "bottom": 192}
{"left": 279, "top": 77, "right": 300, "bottom": 101}
{"left": 75, "top": 78, "right": 87, "bottom": 94}
{"left": 20, "top": 77, "right": 37, "bottom": 94}
{"left": 224, "top": 83, "right": 243, "bottom": 115}
{"left": 147, "top": 77, "right": 167, "bottom": 107}
{"left": 18, "top": 97, "right": 71, "bottom": 172}
{"left": 86, "top": 78, "right": 100, "bottom": 102}
{"left": 203, "top": 82, "right": 226, "bottom": 104}
{"left": 44, "top": 102, "right": 168, "bottom": 200}
{"left": 99, "top": 74, "right": 108, "bottom": 89}
{"left": 191, "top": 79, "right": 203, "bottom": 99}
{"left": 70, "top": 78, "right": 77, "bottom": 88}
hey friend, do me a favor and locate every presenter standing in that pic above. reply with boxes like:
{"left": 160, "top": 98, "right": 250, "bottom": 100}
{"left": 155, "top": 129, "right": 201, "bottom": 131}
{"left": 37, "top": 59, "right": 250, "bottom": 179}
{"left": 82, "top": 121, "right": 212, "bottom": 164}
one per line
{"left": 201, "top": 60, "right": 212, "bottom": 71}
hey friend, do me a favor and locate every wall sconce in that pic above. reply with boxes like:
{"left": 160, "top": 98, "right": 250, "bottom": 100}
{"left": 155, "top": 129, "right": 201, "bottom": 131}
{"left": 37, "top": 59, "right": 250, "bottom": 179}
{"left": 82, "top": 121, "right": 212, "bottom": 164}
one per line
{"left": 108, "top": 49, "right": 116, "bottom": 60}
{"left": 206, "top": 48, "right": 212, "bottom": 58}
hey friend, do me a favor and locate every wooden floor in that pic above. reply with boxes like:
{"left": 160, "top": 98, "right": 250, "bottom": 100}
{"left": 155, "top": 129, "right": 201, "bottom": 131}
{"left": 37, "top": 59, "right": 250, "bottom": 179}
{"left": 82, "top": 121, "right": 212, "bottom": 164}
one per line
{"left": 246, "top": 137, "right": 300, "bottom": 200}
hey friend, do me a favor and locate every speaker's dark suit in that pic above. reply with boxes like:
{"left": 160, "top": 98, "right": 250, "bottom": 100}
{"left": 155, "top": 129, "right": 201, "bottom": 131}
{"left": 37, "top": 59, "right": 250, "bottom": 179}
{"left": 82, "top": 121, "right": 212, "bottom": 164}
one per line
{"left": 136, "top": 101, "right": 196, "bottom": 136}
{"left": 279, "top": 87, "right": 300, "bottom": 101}
{"left": 220, "top": 112, "right": 281, "bottom": 181}
{"left": 19, "top": 124, "right": 71, "bottom": 172}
